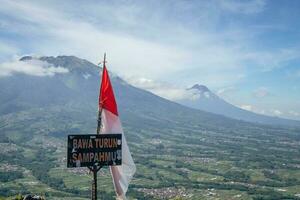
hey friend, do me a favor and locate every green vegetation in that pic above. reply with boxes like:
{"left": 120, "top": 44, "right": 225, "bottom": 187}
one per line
{"left": 0, "top": 172, "right": 23, "bottom": 182}
{"left": 1, "top": 106, "right": 300, "bottom": 199}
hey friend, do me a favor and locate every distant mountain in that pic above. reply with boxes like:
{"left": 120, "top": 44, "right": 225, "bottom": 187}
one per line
{"left": 0, "top": 55, "right": 299, "bottom": 140}
{"left": 177, "top": 84, "right": 299, "bottom": 126}
{"left": 0, "top": 56, "right": 258, "bottom": 136}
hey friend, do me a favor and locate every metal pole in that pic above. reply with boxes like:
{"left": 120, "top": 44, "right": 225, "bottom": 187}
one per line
{"left": 97, "top": 53, "right": 105, "bottom": 135}
{"left": 92, "top": 165, "right": 97, "bottom": 200}
{"left": 91, "top": 53, "right": 106, "bottom": 200}
{"left": 96, "top": 109, "right": 102, "bottom": 135}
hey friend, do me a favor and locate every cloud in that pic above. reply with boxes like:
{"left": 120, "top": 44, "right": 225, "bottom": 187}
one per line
{"left": 239, "top": 104, "right": 299, "bottom": 120}
{"left": 271, "top": 109, "right": 282, "bottom": 116}
{"left": 0, "top": 0, "right": 299, "bottom": 94}
{"left": 243, "top": 49, "right": 300, "bottom": 71}
{"left": 253, "top": 87, "right": 270, "bottom": 98}
{"left": 240, "top": 104, "right": 253, "bottom": 111}
{"left": 239, "top": 104, "right": 287, "bottom": 118}
{"left": 0, "top": 1, "right": 192, "bottom": 79}
{"left": 83, "top": 73, "right": 91, "bottom": 80}
{"left": 217, "top": 86, "right": 236, "bottom": 96}
{"left": 0, "top": 0, "right": 298, "bottom": 88}
{"left": 0, "top": 58, "right": 69, "bottom": 77}
{"left": 258, "top": 109, "right": 266, "bottom": 115}
{"left": 288, "top": 110, "right": 299, "bottom": 117}
{"left": 125, "top": 77, "right": 199, "bottom": 101}
{"left": 0, "top": 41, "right": 19, "bottom": 60}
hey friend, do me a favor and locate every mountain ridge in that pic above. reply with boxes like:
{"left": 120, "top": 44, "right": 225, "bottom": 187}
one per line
{"left": 179, "top": 83, "right": 300, "bottom": 126}
{"left": 1, "top": 55, "right": 298, "bottom": 128}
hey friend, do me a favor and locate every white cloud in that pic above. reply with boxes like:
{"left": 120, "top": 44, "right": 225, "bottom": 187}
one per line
{"left": 238, "top": 103, "right": 300, "bottom": 120}
{"left": 125, "top": 77, "right": 199, "bottom": 101}
{"left": 0, "top": 58, "right": 68, "bottom": 77}
{"left": 236, "top": 101, "right": 300, "bottom": 120}
{"left": 83, "top": 73, "right": 91, "bottom": 80}
{"left": 243, "top": 49, "right": 300, "bottom": 71}
{"left": 1, "top": 0, "right": 298, "bottom": 88}
{"left": 240, "top": 103, "right": 278, "bottom": 115}
{"left": 253, "top": 87, "right": 270, "bottom": 98}
{"left": 288, "top": 110, "right": 299, "bottom": 117}
{"left": 0, "top": 1, "right": 189, "bottom": 78}
{"left": 271, "top": 109, "right": 282, "bottom": 116}
{"left": 203, "top": 92, "right": 210, "bottom": 98}
{"left": 217, "top": 86, "right": 236, "bottom": 95}
{"left": 0, "top": 41, "right": 19, "bottom": 60}
{"left": 240, "top": 104, "right": 253, "bottom": 111}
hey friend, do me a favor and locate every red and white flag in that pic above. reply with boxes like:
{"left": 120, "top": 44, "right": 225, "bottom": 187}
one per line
{"left": 98, "top": 64, "right": 136, "bottom": 199}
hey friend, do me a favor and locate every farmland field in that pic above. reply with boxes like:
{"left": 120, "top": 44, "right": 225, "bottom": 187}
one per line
{"left": 1, "top": 108, "right": 300, "bottom": 200}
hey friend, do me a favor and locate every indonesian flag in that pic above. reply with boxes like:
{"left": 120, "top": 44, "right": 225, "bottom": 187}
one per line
{"left": 99, "top": 64, "right": 136, "bottom": 200}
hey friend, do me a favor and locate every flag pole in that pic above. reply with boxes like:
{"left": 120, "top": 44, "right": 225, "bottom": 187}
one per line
{"left": 96, "top": 53, "right": 106, "bottom": 135}
{"left": 91, "top": 53, "right": 106, "bottom": 200}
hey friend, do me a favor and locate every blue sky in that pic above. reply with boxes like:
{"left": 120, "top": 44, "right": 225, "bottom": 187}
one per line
{"left": 0, "top": 0, "right": 299, "bottom": 120}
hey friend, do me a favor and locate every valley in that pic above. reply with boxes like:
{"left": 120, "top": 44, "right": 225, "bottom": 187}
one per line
{"left": 0, "top": 56, "right": 300, "bottom": 200}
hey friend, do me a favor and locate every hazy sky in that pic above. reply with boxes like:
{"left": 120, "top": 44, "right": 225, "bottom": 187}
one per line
{"left": 0, "top": 0, "right": 299, "bottom": 120}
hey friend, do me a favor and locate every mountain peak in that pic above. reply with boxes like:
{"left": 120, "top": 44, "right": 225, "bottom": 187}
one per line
{"left": 189, "top": 84, "right": 210, "bottom": 92}
{"left": 39, "top": 56, "right": 98, "bottom": 70}
{"left": 19, "top": 56, "right": 33, "bottom": 61}
{"left": 19, "top": 55, "right": 100, "bottom": 73}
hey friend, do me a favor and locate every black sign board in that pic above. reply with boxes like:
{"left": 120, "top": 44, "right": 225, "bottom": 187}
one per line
{"left": 67, "top": 134, "right": 122, "bottom": 168}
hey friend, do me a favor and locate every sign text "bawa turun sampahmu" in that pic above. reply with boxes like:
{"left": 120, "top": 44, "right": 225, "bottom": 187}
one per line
{"left": 67, "top": 134, "right": 122, "bottom": 168}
